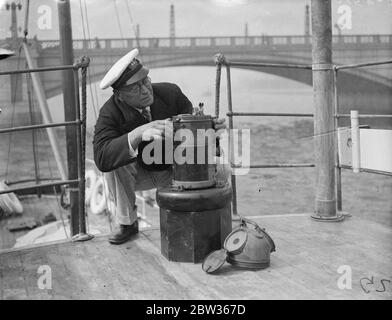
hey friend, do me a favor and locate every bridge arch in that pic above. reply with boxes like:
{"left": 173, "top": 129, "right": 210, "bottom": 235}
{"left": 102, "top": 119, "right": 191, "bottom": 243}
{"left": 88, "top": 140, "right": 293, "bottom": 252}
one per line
{"left": 44, "top": 53, "right": 391, "bottom": 128}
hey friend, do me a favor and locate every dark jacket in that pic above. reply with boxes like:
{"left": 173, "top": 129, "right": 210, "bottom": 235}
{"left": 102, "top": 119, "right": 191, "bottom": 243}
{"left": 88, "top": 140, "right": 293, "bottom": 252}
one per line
{"left": 93, "top": 82, "right": 193, "bottom": 172}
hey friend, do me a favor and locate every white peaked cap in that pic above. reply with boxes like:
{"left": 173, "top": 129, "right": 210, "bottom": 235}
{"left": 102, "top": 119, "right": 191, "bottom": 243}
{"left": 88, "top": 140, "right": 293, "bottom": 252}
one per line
{"left": 99, "top": 48, "right": 140, "bottom": 90}
{"left": 0, "top": 48, "right": 15, "bottom": 60}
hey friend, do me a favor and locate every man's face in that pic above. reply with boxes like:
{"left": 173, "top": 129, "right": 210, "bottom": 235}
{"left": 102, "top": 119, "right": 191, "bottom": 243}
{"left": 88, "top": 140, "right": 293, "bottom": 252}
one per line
{"left": 118, "top": 76, "right": 154, "bottom": 109}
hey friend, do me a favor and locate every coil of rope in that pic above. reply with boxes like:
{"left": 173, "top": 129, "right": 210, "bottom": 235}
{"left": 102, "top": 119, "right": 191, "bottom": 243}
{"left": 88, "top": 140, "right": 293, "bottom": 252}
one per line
{"left": 0, "top": 181, "right": 23, "bottom": 217}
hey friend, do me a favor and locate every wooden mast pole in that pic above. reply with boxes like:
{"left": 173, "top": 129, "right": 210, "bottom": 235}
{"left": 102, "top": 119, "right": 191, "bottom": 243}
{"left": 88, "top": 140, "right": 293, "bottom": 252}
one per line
{"left": 310, "top": 0, "right": 344, "bottom": 222}
{"left": 58, "top": 0, "right": 80, "bottom": 234}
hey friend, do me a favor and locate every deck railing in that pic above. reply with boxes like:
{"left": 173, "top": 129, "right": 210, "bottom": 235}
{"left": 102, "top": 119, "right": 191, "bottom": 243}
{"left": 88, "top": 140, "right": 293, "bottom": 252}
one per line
{"left": 332, "top": 60, "right": 392, "bottom": 210}
{"left": 214, "top": 54, "right": 392, "bottom": 218}
{"left": 0, "top": 58, "right": 90, "bottom": 240}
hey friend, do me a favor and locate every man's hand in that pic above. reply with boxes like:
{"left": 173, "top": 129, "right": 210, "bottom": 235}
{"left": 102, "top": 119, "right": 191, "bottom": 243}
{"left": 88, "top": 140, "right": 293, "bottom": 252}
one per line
{"left": 128, "top": 119, "right": 173, "bottom": 151}
{"left": 213, "top": 118, "right": 227, "bottom": 157}
{"left": 213, "top": 118, "right": 227, "bottom": 131}
{"left": 140, "top": 119, "right": 173, "bottom": 141}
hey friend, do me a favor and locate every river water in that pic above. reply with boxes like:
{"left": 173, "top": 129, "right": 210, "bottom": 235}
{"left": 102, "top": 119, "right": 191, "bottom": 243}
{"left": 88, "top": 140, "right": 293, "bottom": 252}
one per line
{"left": 48, "top": 66, "right": 314, "bottom": 130}
{"left": 45, "top": 66, "right": 391, "bottom": 225}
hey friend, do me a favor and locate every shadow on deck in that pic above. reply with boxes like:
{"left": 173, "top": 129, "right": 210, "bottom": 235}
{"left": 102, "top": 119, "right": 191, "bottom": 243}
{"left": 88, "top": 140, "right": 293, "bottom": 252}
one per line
{"left": 0, "top": 215, "right": 391, "bottom": 300}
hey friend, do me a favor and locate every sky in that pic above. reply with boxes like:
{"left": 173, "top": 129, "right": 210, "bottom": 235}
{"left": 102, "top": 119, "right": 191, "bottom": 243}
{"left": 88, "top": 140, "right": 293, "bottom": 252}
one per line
{"left": 0, "top": 0, "right": 391, "bottom": 40}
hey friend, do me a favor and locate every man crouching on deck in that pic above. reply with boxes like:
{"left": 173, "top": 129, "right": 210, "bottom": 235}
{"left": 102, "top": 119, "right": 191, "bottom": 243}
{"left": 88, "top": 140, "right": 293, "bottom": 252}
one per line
{"left": 93, "top": 49, "right": 226, "bottom": 245}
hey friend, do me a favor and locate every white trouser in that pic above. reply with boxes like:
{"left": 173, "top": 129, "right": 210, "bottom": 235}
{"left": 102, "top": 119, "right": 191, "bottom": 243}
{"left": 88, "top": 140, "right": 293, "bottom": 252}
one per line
{"left": 105, "top": 161, "right": 231, "bottom": 226}
{"left": 104, "top": 161, "right": 172, "bottom": 226}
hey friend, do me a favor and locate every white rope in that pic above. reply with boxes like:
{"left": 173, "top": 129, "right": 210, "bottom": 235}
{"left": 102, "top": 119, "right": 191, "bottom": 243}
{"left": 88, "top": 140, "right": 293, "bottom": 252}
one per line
{"left": 0, "top": 181, "right": 23, "bottom": 216}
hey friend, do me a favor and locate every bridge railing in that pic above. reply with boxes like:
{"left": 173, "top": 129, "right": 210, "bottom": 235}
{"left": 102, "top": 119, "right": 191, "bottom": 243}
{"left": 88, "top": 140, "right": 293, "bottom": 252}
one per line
{"left": 36, "top": 34, "right": 392, "bottom": 51}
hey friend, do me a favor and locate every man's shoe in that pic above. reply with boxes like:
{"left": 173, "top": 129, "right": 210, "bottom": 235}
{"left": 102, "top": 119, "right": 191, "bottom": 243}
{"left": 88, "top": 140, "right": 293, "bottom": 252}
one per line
{"left": 108, "top": 221, "right": 139, "bottom": 245}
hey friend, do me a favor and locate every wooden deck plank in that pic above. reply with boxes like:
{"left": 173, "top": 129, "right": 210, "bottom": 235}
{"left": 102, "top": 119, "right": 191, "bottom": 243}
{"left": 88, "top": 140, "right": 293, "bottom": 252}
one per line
{"left": 57, "top": 241, "right": 109, "bottom": 299}
{"left": 78, "top": 240, "right": 131, "bottom": 300}
{"left": 0, "top": 195, "right": 69, "bottom": 251}
{"left": 139, "top": 216, "right": 392, "bottom": 300}
{"left": 0, "top": 215, "right": 391, "bottom": 300}
{"left": 0, "top": 251, "right": 28, "bottom": 299}
{"left": 116, "top": 235, "right": 203, "bottom": 299}
{"left": 135, "top": 233, "right": 219, "bottom": 299}
{"left": 251, "top": 216, "right": 392, "bottom": 299}
{"left": 16, "top": 244, "right": 56, "bottom": 300}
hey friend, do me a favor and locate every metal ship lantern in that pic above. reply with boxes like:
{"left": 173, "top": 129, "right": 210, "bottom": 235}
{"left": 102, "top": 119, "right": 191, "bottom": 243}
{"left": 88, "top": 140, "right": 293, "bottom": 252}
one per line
{"left": 157, "top": 105, "right": 232, "bottom": 263}
{"left": 172, "top": 112, "right": 217, "bottom": 190}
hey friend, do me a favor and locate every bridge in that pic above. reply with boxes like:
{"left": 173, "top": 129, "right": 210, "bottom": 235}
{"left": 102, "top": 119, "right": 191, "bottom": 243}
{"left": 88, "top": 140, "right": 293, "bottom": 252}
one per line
{"left": 1, "top": 34, "right": 392, "bottom": 126}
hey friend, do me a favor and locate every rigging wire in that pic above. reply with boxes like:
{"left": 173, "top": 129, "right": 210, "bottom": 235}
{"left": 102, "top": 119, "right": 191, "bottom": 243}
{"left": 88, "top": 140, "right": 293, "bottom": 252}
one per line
{"left": 22, "top": 0, "right": 69, "bottom": 238}
{"left": 78, "top": 0, "right": 113, "bottom": 232}
{"left": 30, "top": 80, "right": 69, "bottom": 239}
{"left": 4, "top": 45, "right": 23, "bottom": 182}
{"left": 82, "top": 0, "right": 100, "bottom": 118}
{"left": 78, "top": 0, "right": 151, "bottom": 232}
{"left": 113, "top": 0, "right": 125, "bottom": 42}
{"left": 78, "top": 0, "right": 100, "bottom": 118}
{"left": 124, "top": 0, "right": 142, "bottom": 55}
{"left": 23, "top": 0, "right": 30, "bottom": 41}
{"left": 26, "top": 66, "right": 41, "bottom": 198}
{"left": 79, "top": 0, "right": 99, "bottom": 119}
{"left": 5, "top": 0, "right": 30, "bottom": 180}
{"left": 38, "top": 119, "right": 69, "bottom": 239}
{"left": 78, "top": 0, "right": 97, "bottom": 114}
{"left": 78, "top": 0, "right": 88, "bottom": 47}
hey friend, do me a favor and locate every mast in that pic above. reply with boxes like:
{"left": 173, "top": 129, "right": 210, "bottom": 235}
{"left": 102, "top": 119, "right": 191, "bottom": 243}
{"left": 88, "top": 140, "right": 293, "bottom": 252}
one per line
{"left": 58, "top": 0, "right": 80, "bottom": 235}
{"left": 310, "top": 0, "right": 343, "bottom": 222}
